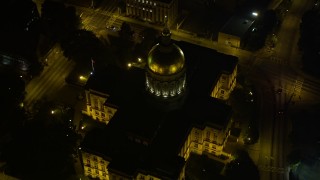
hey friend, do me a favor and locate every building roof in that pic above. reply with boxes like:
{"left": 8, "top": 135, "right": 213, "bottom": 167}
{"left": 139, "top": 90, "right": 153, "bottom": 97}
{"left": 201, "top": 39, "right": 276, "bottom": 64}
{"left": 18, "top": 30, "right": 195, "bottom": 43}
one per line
{"left": 148, "top": 43, "right": 185, "bottom": 75}
{"left": 220, "top": 16, "right": 254, "bottom": 37}
{"left": 147, "top": 28, "right": 185, "bottom": 76}
{"left": 81, "top": 39, "right": 238, "bottom": 178}
{"left": 85, "top": 65, "right": 146, "bottom": 105}
{"left": 155, "top": 0, "right": 174, "bottom": 4}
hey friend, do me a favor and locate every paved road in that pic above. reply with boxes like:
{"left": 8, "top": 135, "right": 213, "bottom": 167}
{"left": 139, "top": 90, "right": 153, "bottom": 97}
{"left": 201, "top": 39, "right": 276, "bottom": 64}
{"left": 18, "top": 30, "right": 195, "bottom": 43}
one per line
{"left": 247, "top": 0, "right": 319, "bottom": 180}
{"left": 24, "top": 45, "right": 76, "bottom": 109}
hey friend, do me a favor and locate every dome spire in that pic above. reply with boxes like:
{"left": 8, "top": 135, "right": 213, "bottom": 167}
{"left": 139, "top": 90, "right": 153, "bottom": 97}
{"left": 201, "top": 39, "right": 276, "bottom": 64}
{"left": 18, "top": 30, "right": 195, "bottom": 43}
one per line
{"left": 160, "top": 16, "right": 171, "bottom": 45}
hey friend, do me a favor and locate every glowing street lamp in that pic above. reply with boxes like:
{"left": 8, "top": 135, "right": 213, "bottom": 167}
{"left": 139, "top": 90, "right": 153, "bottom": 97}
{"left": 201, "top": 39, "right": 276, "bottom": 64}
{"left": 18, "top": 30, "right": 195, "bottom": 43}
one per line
{"left": 252, "top": 12, "right": 258, "bottom": 17}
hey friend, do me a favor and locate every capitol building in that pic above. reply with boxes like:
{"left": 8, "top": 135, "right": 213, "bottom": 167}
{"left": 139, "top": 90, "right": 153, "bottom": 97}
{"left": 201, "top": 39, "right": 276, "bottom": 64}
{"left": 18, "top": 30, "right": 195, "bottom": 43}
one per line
{"left": 80, "top": 22, "right": 238, "bottom": 179}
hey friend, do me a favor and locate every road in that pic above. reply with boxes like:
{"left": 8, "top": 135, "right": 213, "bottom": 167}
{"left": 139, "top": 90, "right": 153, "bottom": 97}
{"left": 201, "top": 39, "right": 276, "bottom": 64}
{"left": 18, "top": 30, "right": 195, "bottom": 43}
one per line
{"left": 24, "top": 45, "right": 76, "bottom": 109}
{"left": 247, "top": 0, "right": 320, "bottom": 180}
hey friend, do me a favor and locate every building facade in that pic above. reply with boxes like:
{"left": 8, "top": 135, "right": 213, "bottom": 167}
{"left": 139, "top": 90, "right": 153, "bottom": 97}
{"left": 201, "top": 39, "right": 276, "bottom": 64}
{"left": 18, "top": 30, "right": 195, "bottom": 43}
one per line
{"left": 82, "top": 89, "right": 117, "bottom": 124}
{"left": 146, "top": 22, "right": 186, "bottom": 98}
{"left": 80, "top": 24, "right": 238, "bottom": 180}
{"left": 211, "top": 65, "right": 237, "bottom": 100}
{"left": 125, "top": 0, "right": 178, "bottom": 25}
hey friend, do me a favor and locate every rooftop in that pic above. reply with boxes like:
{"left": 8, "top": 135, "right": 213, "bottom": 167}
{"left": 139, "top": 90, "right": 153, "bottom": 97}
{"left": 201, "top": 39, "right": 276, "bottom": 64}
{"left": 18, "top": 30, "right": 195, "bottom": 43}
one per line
{"left": 81, "top": 39, "right": 237, "bottom": 178}
{"left": 220, "top": 16, "right": 255, "bottom": 37}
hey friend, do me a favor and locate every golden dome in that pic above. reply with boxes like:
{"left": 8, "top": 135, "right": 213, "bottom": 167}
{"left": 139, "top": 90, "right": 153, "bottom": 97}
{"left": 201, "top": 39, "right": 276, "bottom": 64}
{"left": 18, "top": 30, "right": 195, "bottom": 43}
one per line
{"left": 147, "top": 43, "right": 185, "bottom": 75}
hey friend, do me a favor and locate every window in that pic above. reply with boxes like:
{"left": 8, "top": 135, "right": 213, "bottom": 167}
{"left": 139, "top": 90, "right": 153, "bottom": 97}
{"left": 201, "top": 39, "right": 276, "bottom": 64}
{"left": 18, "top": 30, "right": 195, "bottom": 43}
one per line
{"left": 214, "top": 133, "right": 218, "bottom": 140}
{"left": 96, "top": 169, "right": 99, "bottom": 174}
{"left": 194, "top": 131, "right": 199, "bottom": 136}
{"left": 93, "top": 156, "right": 97, "bottom": 161}
{"left": 88, "top": 168, "right": 91, "bottom": 172}
{"left": 206, "top": 131, "right": 210, "bottom": 139}
{"left": 194, "top": 144, "right": 198, "bottom": 148}
{"left": 87, "top": 159, "right": 90, "bottom": 165}
{"left": 140, "top": 175, "right": 145, "bottom": 180}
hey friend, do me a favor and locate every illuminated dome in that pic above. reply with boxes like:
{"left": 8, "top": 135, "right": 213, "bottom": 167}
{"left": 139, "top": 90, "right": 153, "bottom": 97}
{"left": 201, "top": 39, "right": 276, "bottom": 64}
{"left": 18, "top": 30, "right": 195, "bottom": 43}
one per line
{"left": 148, "top": 43, "right": 185, "bottom": 75}
{"left": 145, "top": 16, "right": 186, "bottom": 99}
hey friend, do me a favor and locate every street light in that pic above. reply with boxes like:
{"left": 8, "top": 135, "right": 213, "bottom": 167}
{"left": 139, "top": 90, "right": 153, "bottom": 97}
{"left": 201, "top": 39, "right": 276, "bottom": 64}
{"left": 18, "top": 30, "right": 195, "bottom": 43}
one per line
{"left": 252, "top": 12, "right": 258, "bottom": 17}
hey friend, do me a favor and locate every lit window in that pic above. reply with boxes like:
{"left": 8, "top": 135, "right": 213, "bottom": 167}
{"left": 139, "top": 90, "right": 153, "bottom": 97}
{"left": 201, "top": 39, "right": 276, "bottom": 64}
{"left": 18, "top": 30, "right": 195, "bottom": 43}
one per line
{"left": 206, "top": 131, "right": 210, "bottom": 138}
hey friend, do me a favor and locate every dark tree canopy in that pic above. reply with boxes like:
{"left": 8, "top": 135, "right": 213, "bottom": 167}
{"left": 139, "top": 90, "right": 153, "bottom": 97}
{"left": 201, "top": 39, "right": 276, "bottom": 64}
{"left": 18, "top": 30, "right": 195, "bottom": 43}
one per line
{"left": 119, "top": 22, "right": 134, "bottom": 40}
{"left": 41, "top": 0, "right": 81, "bottom": 41}
{"left": 225, "top": 150, "right": 260, "bottom": 180}
{"left": 2, "top": 100, "right": 80, "bottom": 180}
{"left": 298, "top": 8, "right": 320, "bottom": 77}
{"left": 0, "top": 0, "right": 41, "bottom": 59}
{"left": 0, "top": 70, "right": 26, "bottom": 150}
{"left": 60, "top": 30, "right": 101, "bottom": 63}
{"left": 134, "top": 27, "right": 159, "bottom": 60}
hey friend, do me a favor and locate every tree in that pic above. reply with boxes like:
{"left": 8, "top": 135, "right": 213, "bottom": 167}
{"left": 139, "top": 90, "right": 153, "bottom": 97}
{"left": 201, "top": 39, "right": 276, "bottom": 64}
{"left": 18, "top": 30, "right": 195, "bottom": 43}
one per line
{"left": 225, "top": 150, "right": 260, "bottom": 180}
{"left": 0, "top": 70, "right": 26, "bottom": 156}
{"left": 2, "top": 100, "right": 80, "bottom": 180}
{"left": 298, "top": 9, "right": 320, "bottom": 76}
{"left": 114, "top": 22, "right": 135, "bottom": 67}
{"left": 260, "top": 9, "right": 278, "bottom": 33}
{"left": 60, "top": 29, "right": 108, "bottom": 67}
{"left": 0, "top": 0, "right": 41, "bottom": 61}
{"left": 119, "top": 22, "right": 134, "bottom": 40}
{"left": 41, "top": 0, "right": 81, "bottom": 42}
{"left": 134, "top": 27, "right": 159, "bottom": 60}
